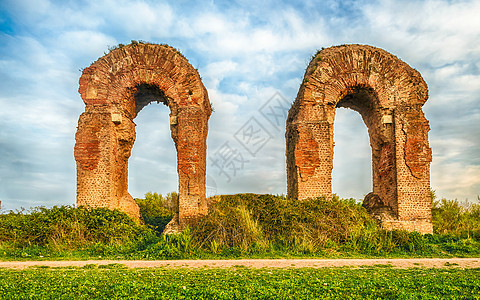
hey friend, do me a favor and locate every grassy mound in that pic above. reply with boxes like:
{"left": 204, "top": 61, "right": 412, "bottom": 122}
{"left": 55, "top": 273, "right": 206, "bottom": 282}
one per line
{"left": 193, "top": 194, "right": 376, "bottom": 251}
{"left": 0, "top": 206, "right": 151, "bottom": 258}
{"left": 192, "top": 194, "right": 430, "bottom": 256}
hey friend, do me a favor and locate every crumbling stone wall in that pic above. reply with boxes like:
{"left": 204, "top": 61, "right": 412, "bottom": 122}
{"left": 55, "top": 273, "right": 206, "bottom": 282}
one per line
{"left": 74, "top": 43, "right": 211, "bottom": 230}
{"left": 286, "top": 45, "right": 432, "bottom": 234}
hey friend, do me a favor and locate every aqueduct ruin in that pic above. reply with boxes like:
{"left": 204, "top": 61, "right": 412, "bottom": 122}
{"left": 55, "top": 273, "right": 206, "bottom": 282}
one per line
{"left": 75, "top": 43, "right": 432, "bottom": 234}
{"left": 286, "top": 44, "right": 432, "bottom": 234}
{"left": 74, "top": 43, "right": 212, "bottom": 230}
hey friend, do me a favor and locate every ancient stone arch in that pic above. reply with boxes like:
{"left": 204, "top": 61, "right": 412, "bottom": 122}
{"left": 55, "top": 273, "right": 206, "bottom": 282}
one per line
{"left": 286, "top": 45, "right": 432, "bottom": 234}
{"left": 74, "top": 43, "right": 212, "bottom": 229}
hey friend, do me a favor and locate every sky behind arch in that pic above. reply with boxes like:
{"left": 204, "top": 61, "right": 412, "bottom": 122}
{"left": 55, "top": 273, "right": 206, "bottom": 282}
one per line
{"left": 0, "top": 0, "right": 479, "bottom": 210}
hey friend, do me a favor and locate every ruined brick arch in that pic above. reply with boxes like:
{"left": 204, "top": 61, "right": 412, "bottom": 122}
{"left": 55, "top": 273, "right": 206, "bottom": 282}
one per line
{"left": 74, "top": 43, "right": 212, "bottom": 230}
{"left": 286, "top": 44, "right": 433, "bottom": 233}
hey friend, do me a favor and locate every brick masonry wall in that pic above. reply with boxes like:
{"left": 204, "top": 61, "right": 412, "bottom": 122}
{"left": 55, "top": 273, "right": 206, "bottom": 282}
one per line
{"left": 286, "top": 44, "right": 433, "bottom": 234}
{"left": 75, "top": 43, "right": 212, "bottom": 229}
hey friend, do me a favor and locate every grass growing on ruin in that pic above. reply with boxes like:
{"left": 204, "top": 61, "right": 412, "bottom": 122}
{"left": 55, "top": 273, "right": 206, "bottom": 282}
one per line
{"left": 1, "top": 266, "right": 480, "bottom": 299}
{"left": 1, "top": 193, "right": 480, "bottom": 260}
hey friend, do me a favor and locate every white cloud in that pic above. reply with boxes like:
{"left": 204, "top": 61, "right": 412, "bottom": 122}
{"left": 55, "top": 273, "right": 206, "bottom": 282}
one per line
{"left": 428, "top": 63, "right": 480, "bottom": 96}
{"left": 431, "top": 138, "right": 474, "bottom": 163}
{"left": 432, "top": 162, "right": 480, "bottom": 201}
{"left": 4, "top": 0, "right": 102, "bottom": 31}
{"left": 362, "top": 0, "right": 480, "bottom": 66}
{"left": 57, "top": 31, "right": 117, "bottom": 59}
{"left": 193, "top": 13, "right": 237, "bottom": 35}
{"left": 187, "top": 7, "right": 330, "bottom": 58}
{"left": 105, "top": 1, "right": 174, "bottom": 38}
{"left": 202, "top": 60, "right": 239, "bottom": 89}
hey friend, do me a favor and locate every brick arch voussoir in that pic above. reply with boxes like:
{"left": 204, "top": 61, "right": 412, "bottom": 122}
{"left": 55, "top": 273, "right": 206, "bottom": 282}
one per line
{"left": 301, "top": 45, "right": 428, "bottom": 109}
{"left": 79, "top": 43, "right": 210, "bottom": 112}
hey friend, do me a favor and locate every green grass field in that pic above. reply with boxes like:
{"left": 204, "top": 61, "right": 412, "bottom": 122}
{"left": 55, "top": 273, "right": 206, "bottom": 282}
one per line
{"left": 0, "top": 265, "right": 479, "bottom": 299}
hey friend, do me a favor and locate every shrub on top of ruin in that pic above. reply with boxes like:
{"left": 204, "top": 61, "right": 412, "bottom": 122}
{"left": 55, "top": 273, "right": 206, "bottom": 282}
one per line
{"left": 130, "top": 40, "right": 147, "bottom": 46}
{"left": 103, "top": 41, "right": 189, "bottom": 62}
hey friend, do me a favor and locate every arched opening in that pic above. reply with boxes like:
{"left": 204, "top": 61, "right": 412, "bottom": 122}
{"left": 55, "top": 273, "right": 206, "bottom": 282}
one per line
{"left": 128, "top": 85, "right": 177, "bottom": 199}
{"left": 334, "top": 86, "right": 397, "bottom": 211}
{"left": 332, "top": 107, "right": 371, "bottom": 200}
{"left": 334, "top": 86, "right": 383, "bottom": 200}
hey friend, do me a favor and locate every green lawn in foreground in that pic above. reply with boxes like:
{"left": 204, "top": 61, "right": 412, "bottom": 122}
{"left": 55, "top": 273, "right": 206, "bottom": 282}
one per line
{"left": 0, "top": 266, "right": 479, "bottom": 299}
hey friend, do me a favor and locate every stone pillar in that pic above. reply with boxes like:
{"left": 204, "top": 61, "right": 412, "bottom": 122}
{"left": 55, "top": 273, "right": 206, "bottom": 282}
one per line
{"left": 175, "top": 107, "right": 208, "bottom": 228}
{"left": 74, "top": 107, "right": 140, "bottom": 219}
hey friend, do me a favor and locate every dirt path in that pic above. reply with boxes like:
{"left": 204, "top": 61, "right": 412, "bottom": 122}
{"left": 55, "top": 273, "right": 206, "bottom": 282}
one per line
{"left": 1, "top": 258, "right": 479, "bottom": 269}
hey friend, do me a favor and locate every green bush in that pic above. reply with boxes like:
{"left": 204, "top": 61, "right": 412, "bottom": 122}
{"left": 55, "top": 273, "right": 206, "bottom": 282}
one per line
{"left": 134, "top": 192, "right": 176, "bottom": 233}
{"left": 432, "top": 196, "right": 480, "bottom": 237}
{"left": 0, "top": 206, "right": 146, "bottom": 251}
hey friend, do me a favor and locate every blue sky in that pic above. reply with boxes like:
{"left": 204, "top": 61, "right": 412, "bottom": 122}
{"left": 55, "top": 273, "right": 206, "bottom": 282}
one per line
{"left": 0, "top": 0, "right": 479, "bottom": 210}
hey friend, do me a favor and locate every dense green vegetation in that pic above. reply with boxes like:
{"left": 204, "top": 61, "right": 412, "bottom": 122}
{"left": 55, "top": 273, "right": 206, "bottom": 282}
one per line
{"left": 0, "top": 266, "right": 479, "bottom": 299}
{"left": 431, "top": 191, "right": 480, "bottom": 236}
{"left": 1, "top": 192, "right": 480, "bottom": 260}
{"left": 191, "top": 193, "right": 480, "bottom": 257}
{"left": 134, "top": 192, "right": 177, "bottom": 233}
{"left": 193, "top": 194, "right": 377, "bottom": 253}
